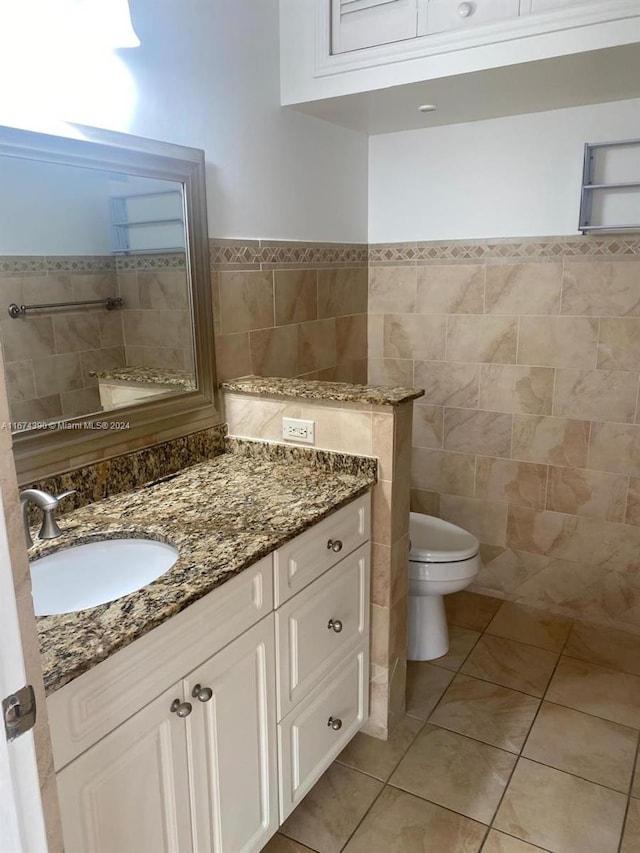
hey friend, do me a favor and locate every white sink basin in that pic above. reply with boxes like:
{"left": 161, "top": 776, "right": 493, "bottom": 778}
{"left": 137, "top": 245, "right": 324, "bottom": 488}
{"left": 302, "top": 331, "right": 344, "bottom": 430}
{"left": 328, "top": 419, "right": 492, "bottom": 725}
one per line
{"left": 30, "top": 538, "right": 179, "bottom": 616}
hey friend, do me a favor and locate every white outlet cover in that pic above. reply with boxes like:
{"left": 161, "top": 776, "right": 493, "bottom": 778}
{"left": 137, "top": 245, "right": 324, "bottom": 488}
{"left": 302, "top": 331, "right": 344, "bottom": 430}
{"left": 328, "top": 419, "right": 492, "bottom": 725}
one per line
{"left": 282, "top": 416, "right": 315, "bottom": 444}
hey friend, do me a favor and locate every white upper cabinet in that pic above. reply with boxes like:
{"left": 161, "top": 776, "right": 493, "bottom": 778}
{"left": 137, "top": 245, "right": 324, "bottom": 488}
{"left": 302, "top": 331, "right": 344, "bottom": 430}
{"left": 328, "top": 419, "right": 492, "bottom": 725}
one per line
{"left": 331, "top": 0, "right": 418, "bottom": 53}
{"left": 420, "top": 0, "right": 521, "bottom": 37}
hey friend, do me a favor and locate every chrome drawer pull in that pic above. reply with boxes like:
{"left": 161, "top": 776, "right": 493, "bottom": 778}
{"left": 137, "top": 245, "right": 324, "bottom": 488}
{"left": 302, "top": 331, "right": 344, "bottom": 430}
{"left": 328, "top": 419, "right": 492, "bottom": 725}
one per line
{"left": 170, "top": 699, "right": 193, "bottom": 718}
{"left": 327, "top": 716, "right": 342, "bottom": 731}
{"left": 327, "top": 618, "right": 343, "bottom": 633}
{"left": 191, "top": 683, "right": 213, "bottom": 702}
{"left": 327, "top": 539, "right": 343, "bottom": 553}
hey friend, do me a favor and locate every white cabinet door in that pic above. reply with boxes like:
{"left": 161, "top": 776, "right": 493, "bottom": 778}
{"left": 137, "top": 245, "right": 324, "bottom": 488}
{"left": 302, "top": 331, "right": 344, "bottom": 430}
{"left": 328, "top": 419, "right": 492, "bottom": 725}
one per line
{"left": 56, "top": 682, "right": 193, "bottom": 853}
{"left": 185, "top": 615, "right": 279, "bottom": 853}
{"left": 422, "top": 0, "right": 521, "bottom": 36}
{"left": 332, "top": 0, "right": 418, "bottom": 53}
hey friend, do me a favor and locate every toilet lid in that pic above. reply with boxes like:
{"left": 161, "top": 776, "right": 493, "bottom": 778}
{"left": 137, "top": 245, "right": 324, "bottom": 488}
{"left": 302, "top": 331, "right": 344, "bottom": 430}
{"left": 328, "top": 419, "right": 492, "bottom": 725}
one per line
{"left": 409, "top": 512, "right": 479, "bottom": 563}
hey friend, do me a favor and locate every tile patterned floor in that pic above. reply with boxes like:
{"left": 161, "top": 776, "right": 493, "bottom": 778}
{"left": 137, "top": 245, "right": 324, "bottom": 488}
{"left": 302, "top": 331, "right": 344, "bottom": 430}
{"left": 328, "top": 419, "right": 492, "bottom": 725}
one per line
{"left": 262, "top": 592, "right": 640, "bottom": 853}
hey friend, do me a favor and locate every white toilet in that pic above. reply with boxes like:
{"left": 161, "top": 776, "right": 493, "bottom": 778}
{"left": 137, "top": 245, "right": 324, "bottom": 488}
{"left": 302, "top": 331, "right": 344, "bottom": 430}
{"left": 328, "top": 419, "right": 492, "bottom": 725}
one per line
{"left": 407, "top": 512, "right": 480, "bottom": 661}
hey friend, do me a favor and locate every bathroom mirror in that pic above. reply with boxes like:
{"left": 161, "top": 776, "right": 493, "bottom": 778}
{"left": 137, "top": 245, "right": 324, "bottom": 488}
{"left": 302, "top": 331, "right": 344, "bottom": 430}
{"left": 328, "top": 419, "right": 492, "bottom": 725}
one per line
{"left": 0, "top": 124, "right": 218, "bottom": 475}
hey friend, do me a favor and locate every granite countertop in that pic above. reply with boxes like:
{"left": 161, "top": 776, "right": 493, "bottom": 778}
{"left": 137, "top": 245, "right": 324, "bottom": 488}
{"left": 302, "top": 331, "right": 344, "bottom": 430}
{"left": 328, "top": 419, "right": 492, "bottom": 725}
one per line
{"left": 89, "top": 366, "right": 196, "bottom": 391}
{"left": 34, "top": 449, "right": 375, "bottom": 696}
{"left": 220, "top": 375, "right": 424, "bottom": 406}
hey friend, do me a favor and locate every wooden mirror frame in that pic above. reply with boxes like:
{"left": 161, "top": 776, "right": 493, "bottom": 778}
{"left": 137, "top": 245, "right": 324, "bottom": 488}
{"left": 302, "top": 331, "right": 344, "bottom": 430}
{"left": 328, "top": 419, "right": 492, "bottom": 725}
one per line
{"left": 0, "top": 125, "right": 219, "bottom": 478}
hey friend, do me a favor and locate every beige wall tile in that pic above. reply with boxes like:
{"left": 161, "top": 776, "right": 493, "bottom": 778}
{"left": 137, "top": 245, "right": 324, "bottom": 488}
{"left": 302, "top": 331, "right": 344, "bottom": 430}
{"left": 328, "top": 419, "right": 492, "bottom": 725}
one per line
{"left": 5, "top": 360, "right": 36, "bottom": 403}
{"left": 52, "top": 313, "right": 101, "bottom": 354}
{"left": 336, "top": 313, "right": 367, "bottom": 363}
{"left": 444, "top": 408, "right": 513, "bottom": 458}
{"left": 475, "top": 547, "right": 551, "bottom": 596}
{"left": 299, "top": 405, "right": 373, "bottom": 455}
{"left": 412, "top": 447, "right": 476, "bottom": 497}
{"left": 394, "top": 401, "right": 414, "bottom": 481}
{"left": 0, "top": 316, "right": 55, "bottom": 362}
{"left": 224, "top": 394, "right": 301, "bottom": 441}
{"left": 61, "top": 386, "right": 101, "bottom": 418}
{"left": 626, "top": 478, "right": 640, "bottom": 525}
{"left": 371, "top": 542, "right": 392, "bottom": 608}
{"left": 416, "top": 264, "right": 484, "bottom": 314}
{"left": 249, "top": 325, "right": 299, "bottom": 378}
{"left": 11, "top": 394, "right": 62, "bottom": 422}
{"left": 412, "top": 404, "right": 444, "bottom": 449}
{"left": 218, "top": 270, "right": 274, "bottom": 333}
{"left": 372, "top": 479, "right": 393, "bottom": 546}
{"left": 562, "top": 260, "right": 640, "bottom": 316}
{"left": 383, "top": 314, "right": 446, "bottom": 360}
{"left": 138, "top": 271, "right": 188, "bottom": 310}
{"left": 125, "top": 345, "right": 187, "bottom": 371}
{"left": 391, "top": 478, "right": 411, "bottom": 543}
{"left": 318, "top": 268, "right": 368, "bottom": 317}
{"left": 372, "top": 411, "right": 394, "bottom": 480}
{"left": 485, "top": 262, "right": 562, "bottom": 314}
{"left": 122, "top": 309, "right": 189, "bottom": 349}
{"left": 274, "top": 269, "right": 317, "bottom": 326}
{"left": 71, "top": 273, "right": 116, "bottom": 301}
{"left": 214, "top": 332, "right": 251, "bottom": 381}
{"left": 598, "top": 318, "right": 640, "bottom": 370}
{"left": 414, "top": 361, "right": 479, "bottom": 408}
{"left": 518, "top": 316, "right": 599, "bottom": 369}
{"left": 447, "top": 315, "right": 518, "bottom": 364}
{"left": 553, "top": 369, "right": 638, "bottom": 423}
{"left": 298, "top": 318, "right": 337, "bottom": 374}
{"left": 440, "top": 494, "right": 508, "bottom": 546}
{"left": 368, "top": 358, "right": 413, "bottom": 387}
{"left": 390, "top": 533, "right": 410, "bottom": 606}
{"left": 476, "top": 457, "right": 547, "bottom": 509}
{"left": 33, "top": 353, "right": 83, "bottom": 397}
{"left": 410, "top": 488, "right": 440, "bottom": 516}
{"left": 546, "top": 466, "right": 628, "bottom": 522}
{"left": 589, "top": 422, "right": 640, "bottom": 477}
{"left": 369, "top": 266, "right": 417, "bottom": 314}
{"left": 368, "top": 314, "right": 384, "bottom": 358}
{"left": 479, "top": 364, "right": 554, "bottom": 415}
{"left": 23, "top": 273, "right": 72, "bottom": 305}
{"left": 512, "top": 414, "right": 590, "bottom": 467}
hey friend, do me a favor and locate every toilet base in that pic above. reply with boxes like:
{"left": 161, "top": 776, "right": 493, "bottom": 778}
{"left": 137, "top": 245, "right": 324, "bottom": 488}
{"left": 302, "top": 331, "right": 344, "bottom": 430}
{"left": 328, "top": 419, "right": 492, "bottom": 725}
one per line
{"left": 407, "top": 593, "right": 449, "bottom": 661}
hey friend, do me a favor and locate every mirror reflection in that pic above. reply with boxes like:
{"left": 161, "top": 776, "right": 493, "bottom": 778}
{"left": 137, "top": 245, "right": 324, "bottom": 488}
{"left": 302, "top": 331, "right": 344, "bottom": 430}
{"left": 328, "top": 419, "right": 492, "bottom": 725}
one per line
{"left": 0, "top": 156, "right": 195, "bottom": 430}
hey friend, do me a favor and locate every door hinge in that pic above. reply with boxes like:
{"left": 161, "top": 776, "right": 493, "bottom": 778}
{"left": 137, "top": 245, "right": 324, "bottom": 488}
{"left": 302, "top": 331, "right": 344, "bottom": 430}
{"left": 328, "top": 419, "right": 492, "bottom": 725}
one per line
{"left": 3, "top": 685, "right": 37, "bottom": 742}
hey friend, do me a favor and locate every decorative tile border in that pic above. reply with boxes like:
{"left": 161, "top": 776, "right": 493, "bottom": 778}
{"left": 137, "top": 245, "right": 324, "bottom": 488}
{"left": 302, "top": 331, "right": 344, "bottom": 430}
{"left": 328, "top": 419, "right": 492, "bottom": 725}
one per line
{"left": 115, "top": 252, "right": 186, "bottom": 271}
{"left": 209, "top": 239, "right": 368, "bottom": 271}
{"left": 369, "top": 236, "right": 640, "bottom": 265}
{"left": 0, "top": 256, "right": 116, "bottom": 275}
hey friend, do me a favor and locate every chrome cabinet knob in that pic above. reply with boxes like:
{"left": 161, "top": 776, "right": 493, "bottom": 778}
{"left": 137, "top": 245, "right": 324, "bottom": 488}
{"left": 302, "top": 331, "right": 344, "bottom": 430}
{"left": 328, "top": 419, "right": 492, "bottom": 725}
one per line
{"left": 191, "top": 683, "right": 213, "bottom": 702}
{"left": 327, "top": 618, "right": 343, "bottom": 633}
{"left": 458, "top": 2, "right": 473, "bottom": 16}
{"left": 170, "top": 699, "right": 193, "bottom": 718}
{"left": 327, "top": 716, "right": 342, "bottom": 731}
{"left": 327, "top": 539, "right": 343, "bottom": 553}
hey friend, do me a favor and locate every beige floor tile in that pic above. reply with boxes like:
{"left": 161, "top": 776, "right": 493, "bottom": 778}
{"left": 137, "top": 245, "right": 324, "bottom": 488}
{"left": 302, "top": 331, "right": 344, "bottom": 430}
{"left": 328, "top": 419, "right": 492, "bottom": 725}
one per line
{"left": 564, "top": 620, "right": 640, "bottom": 677}
{"left": 343, "top": 786, "right": 486, "bottom": 853}
{"left": 430, "top": 674, "right": 540, "bottom": 753}
{"left": 337, "top": 715, "right": 424, "bottom": 781}
{"left": 460, "top": 635, "right": 558, "bottom": 697}
{"left": 481, "top": 830, "right": 548, "bottom": 852}
{"left": 522, "top": 701, "right": 638, "bottom": 792}
{"left": 430, "top": 625, "right": 481, "bottom": 671}
{"left": 621, "top": 797, "right": 640, "bottom": 853}
{"left": 494, "top": 758, "right": 627, "bottom": 853}
{"left": 486, "top": 601, "right": 573, "bottom": 652}
{"left": 406, "top": 662, "right": 455, "bottom": 720}
{"left": 546, "top": 656, "right": 640, "bottom": 729}
{"left": 262, "top": 835, "right": 317, "bottom": 852}
{"left": 389, "top": 725, "right": 516, "bottom": 823}
{"left": 445, "top": 590, "right": 502, "bottom": 631}
{"left": 632, "top": 757, "right": 640, "bottom": 798}
{"left": 279, "top": 763, "right": 383, "bottom": 853}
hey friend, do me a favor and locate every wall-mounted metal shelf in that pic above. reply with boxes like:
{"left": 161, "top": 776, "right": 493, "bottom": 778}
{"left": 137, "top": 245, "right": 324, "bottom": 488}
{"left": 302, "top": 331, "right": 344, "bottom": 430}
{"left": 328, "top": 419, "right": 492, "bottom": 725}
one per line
{"left": 109, "top": 189, "right": 186, "bottom": 254}
{"left": 579, "top": 139, "right": 640, "bottom": 234}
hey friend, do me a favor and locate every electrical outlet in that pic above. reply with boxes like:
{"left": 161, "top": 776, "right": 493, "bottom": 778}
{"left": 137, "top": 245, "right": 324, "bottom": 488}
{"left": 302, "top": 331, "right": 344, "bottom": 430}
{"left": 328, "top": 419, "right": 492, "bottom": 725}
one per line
{"left": 282, "top": 417, "right": 315, "bottom": 444}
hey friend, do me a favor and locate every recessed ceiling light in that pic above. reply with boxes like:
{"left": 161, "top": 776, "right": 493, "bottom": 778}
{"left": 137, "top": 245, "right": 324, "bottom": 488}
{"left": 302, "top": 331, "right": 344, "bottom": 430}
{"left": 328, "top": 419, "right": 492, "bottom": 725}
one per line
{"left": 418, "top": 104, "right": 437, "bottom": 113}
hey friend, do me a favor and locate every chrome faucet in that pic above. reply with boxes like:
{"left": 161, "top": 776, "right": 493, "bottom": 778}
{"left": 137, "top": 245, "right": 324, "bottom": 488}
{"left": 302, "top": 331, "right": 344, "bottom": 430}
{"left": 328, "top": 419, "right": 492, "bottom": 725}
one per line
{"left": 20, "top": 488, "right": 76, "bottom": 548}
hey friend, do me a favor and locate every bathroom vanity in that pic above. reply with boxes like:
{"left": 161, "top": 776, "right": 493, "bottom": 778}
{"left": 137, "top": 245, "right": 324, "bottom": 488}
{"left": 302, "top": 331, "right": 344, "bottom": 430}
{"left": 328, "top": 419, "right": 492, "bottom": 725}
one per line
{"left": 37, "top": 448, "right": 373, "bottom": 853}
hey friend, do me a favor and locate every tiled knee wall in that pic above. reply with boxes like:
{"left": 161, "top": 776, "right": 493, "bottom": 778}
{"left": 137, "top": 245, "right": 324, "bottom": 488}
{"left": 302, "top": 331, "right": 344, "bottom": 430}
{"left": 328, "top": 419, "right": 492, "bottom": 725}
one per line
{"left": 368, "top": 236, "right": 640, "bottom": 632}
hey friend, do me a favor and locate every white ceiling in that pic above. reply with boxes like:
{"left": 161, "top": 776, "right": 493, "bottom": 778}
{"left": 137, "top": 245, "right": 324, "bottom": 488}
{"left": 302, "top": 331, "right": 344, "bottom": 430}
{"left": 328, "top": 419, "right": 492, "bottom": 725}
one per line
{"left": 290, "top": 43, "right": 640, "bottom": 135}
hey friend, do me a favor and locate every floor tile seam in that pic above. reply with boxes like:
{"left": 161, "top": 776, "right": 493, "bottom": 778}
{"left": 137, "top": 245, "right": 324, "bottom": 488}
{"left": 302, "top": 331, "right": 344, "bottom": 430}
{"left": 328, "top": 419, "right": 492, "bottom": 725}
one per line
{"left": 510, "top": 754, "right": 633, "bottom": 798}
{"left": 535, "top": 635, "right": 569, "bottom": 705}
{"left": 560, "top": 649, "right": 640, "bottom": 680}
{"left": 473, "top": 629, "right": 564, "bottom": 660}
{"left": 274, "top": 833, "right": 319, "bottom": 853}
{"left": 335, "top": 779, "right": 388, "bottom": 853}
{"left": 426, "top": 715, "right": 534, "bottom": 757}
{"left": 484, "top": 625, "right": 572, "bottom": 655}
{"left": 384, "top": 778, "right": 491, "bottom": 830}
{"left": 401, "top": 719, "right": 519, "bottom": 763}
{"left": 617, "top": 791, "right": 635, "bottom": 853}
{"left": 334, "top": 717, "right": 427, "bottom": 784}
{"left": 453, "top": 668, "right": 546, "bottom": 700}
{"left": 537, "top": 697, "right": 640, "bottom": 735}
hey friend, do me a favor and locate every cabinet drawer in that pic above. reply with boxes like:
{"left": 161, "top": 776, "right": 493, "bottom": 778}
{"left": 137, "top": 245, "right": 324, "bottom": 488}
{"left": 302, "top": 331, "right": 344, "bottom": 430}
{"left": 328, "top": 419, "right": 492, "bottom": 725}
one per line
{"left": 277, "top": 647, "right": 368, "bottom": 821}
{"left": 276, "top": 543, "right": 369, "bottom": 720}
{"left": 273, "top": 492, "right": 370, "bottom": 606}
{"left": 425, "top": 0, "right": 520, "bottom": 34}
{"left": 48, "top": 556, "right": 273, "bottom": 771}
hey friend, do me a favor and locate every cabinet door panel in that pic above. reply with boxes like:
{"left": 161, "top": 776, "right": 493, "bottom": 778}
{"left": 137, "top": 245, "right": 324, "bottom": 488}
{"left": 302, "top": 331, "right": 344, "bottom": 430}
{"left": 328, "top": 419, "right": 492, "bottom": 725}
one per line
{"left": 425, "top": 0, "right": 521, "bottom": 35}
{"left": 56, "top": 683, "right": 192, "bottom": 853}
{"left": 185, "top": 615, "right": 278, "bottom": 853}
{"left": 332, "top": 0, "right": 419, "bottom": 53}
{"left": 276, "top": 543, "right": 369, "bottom": 719}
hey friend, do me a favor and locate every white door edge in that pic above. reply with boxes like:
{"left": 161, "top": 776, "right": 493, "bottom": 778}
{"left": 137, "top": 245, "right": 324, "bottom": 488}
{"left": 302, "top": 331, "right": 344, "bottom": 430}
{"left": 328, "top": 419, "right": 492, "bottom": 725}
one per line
{"left": 0, "top": 484, "right": 48, "bottom": 853}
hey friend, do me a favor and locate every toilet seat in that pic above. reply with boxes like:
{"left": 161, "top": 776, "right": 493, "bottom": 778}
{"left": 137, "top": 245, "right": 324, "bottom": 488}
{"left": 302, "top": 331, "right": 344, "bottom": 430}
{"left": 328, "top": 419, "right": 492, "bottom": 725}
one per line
{"left": 409, "top": 512, "right": 479, "bottom": 563}
{"left": 409, "top": 557, "right": 479, "bottom": 583}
